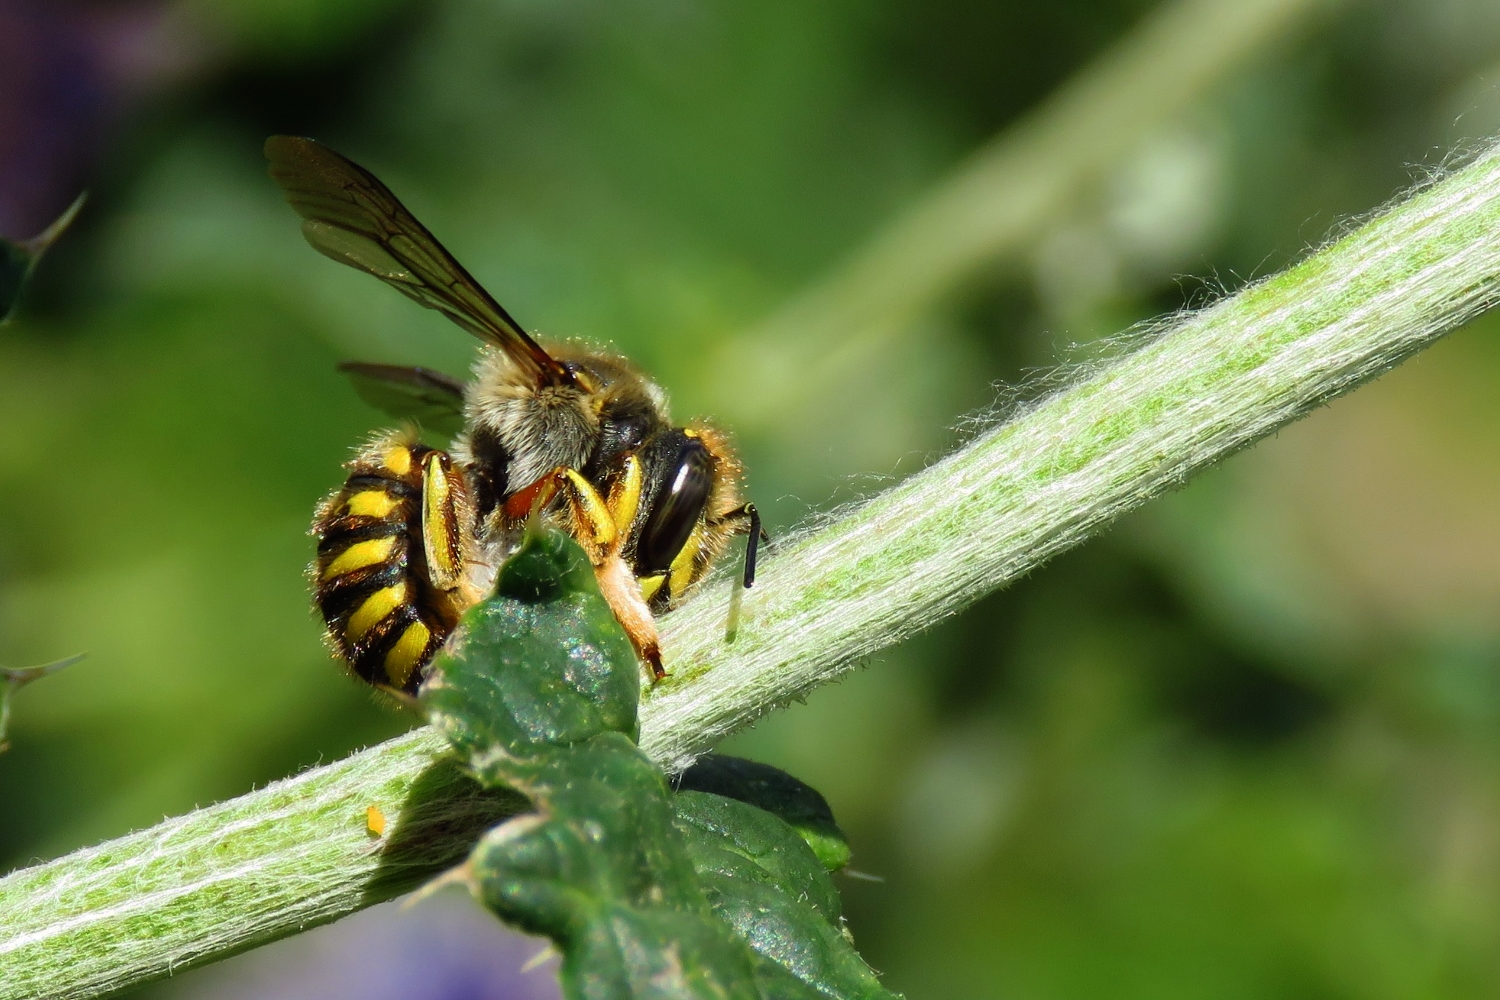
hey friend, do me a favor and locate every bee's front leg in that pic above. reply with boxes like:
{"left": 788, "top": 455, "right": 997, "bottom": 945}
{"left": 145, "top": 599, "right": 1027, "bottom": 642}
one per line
{"left": 515, "top": 459, "right": 664, "bottom": 680}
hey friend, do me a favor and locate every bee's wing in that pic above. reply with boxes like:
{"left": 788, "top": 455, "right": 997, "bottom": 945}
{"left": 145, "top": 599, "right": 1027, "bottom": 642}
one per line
{"left": 338, "top": 362, "right": 468, "bottom": 439}
{"left": 265, "top": 135, "right": 568, "bottom": 385}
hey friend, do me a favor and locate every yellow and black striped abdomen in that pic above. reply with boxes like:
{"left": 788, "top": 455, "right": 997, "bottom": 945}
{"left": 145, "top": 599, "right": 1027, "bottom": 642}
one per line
{"left": 312, "top": 431, "right": 463, "bottom": 695}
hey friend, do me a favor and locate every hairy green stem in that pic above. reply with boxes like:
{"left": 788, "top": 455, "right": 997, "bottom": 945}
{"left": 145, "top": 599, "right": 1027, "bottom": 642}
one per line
{"left": 6, "top": 137, "right": 1500, "bottom": 999}
{"left": 645, "top": 144, "right": 1500, "bottom": 769}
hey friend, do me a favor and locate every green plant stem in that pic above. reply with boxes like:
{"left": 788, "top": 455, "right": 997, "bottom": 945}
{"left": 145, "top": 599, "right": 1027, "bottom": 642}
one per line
{"left": 714, "top": 0, "right": 1342, "bottom": 425}
{"left": 8, "top": 141, "right": 1500, "bottom": 1000}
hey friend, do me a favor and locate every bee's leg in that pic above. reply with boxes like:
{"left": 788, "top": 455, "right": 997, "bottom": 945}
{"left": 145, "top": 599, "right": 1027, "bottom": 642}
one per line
{"left": 595, "top": 556, "right": 664, "bottom": 680}
{"left": 529, "top": 461, "right": 665, "bottom": 680}
{"left": 712, "top": 502, "right": 769, "bottom": 588}
{"left": 419, "top": 451, "right": 481, "bottom": 603}
{"left": 553, "top": 468, "right": 620, "bottom": 557}
{"left": 604, "top": 454, "right": 645, "bottom": 536}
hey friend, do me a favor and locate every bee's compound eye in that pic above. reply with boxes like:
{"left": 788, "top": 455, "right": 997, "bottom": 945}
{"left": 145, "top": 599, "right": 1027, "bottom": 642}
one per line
{"left": 636, "top": 438, "right": 713, "bottom": 575}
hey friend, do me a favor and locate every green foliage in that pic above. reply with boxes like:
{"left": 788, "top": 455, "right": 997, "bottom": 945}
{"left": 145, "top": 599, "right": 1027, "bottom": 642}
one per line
{"left": 0, "top": 655, "right": 82, "bottom": 753}
{"left": 423, "top": 525, "right": 641, "bottom": 755}
{"left": 673, "top": 791, "right": 893, "bottom": 999}
{"left": 0, "top": 195, "right": 83, "bottom": 324}
{"left": 423, "top": 526, "right": 895, "bottom": 1000}
{"left": 674, "top": 754, "right": 852, "bottom": 873}
{"left": 182, "top": 0, "right": 406, "bottom": 59}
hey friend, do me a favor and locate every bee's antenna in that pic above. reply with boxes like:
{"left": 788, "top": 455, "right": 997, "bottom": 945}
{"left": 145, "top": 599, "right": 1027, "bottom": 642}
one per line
{"left": 741, "top": 504, "right": 764, "bottom": 588}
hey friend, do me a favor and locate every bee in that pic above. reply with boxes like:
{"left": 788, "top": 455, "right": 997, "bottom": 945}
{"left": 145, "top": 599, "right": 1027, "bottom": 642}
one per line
{"left": 266, "top": 135, "right": 764, "bottom": 694}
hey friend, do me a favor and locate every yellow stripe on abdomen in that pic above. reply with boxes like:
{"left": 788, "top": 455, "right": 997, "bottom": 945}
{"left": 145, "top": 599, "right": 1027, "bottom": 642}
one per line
{"left": 321, "top": 536, "right": 397, "bottom": 580}
{"left": 381, "top": 445, "right": 412, "bottom": 476}
{"left": 345, "top": 490, "right": 401, "bottom": 518}
{"left": 383, "top": 620, "right": 432, "bottom": 689}
{"left": 312, "top": 429, "right": 467, "bottom": 695}
{"left": 347, "top": 583, "right": 406, "bottom": 641}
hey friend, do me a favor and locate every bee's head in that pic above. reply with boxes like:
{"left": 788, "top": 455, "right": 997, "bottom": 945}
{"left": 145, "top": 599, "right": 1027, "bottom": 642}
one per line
{"left": 569, "top": 356, "right": 671, "bottom": 481}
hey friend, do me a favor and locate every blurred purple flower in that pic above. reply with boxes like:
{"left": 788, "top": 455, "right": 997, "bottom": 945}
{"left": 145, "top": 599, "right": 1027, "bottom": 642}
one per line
{"left": 0, "top": 0, "right": 197, "bottom": 240}
{"left": 171, "top": 891, "right": 564, "bottom": 1000}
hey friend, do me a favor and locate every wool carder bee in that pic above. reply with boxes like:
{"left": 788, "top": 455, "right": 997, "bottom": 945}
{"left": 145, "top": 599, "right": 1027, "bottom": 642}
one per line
{"left": 266, "top": 136, "right": 764, "bottom": 694}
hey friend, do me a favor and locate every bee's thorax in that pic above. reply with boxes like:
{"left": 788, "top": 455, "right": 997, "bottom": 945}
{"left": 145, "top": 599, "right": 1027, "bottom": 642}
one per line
{"left": 456, "top": 343, "right": 672, "bottom": 502}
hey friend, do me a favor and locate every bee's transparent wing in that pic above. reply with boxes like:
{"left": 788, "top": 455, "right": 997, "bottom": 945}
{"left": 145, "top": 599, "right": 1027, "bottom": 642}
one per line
{"left": 338, "top": 362, "right": 468, "bottom": 438}
{"left": 265, "top": 135, "right": 568, "bottom": 385}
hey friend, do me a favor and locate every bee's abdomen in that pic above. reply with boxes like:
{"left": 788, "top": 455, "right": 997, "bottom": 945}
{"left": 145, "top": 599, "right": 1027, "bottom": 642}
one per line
{"left": 312, "top": 432, "right": 451, "bottom": 695}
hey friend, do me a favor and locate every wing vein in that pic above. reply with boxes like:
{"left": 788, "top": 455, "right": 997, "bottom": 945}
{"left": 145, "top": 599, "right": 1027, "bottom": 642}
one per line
{"left": 265, "top": 134, "right": 568, "bottom": 386}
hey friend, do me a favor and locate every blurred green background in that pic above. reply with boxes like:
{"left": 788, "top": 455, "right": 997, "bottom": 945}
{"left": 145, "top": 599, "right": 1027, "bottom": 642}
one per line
{"left": 6, "top": 0, "right": 1500, "bottom": 996}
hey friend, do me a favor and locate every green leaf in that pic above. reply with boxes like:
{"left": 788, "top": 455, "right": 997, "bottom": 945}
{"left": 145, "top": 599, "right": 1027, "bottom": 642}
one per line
{"left": 674, "top": 792, "right": 897, "bottom": 1000}
{"left": 422, "top": 524, "right": 640, "bottom": 759}
{"left": 0, "top": 195, "right": 85, "bottom": 325}
{"left": 422, "top": 527, "right": 896, "bottom": 999}
{"left": 673, "top": 791, "right": 841, "bottom": 925}
{"left": 470, "top": 736, "right": 769, "bottom": 1000}
{"left": 675, "top": 755, "right": 853, "bottom": 872}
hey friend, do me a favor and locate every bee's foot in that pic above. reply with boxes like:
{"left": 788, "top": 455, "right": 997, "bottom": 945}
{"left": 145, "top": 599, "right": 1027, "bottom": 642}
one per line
{"left": 645, "top": 647, "right": 666, "bottom": 682}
